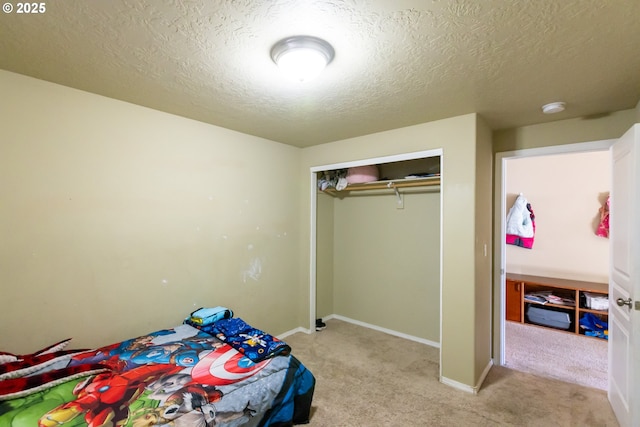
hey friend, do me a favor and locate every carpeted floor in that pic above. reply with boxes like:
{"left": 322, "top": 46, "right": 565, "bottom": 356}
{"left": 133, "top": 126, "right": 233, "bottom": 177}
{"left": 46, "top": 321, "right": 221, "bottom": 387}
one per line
{"left": 285, "top": 319, "right": 618, "bottom": 427}
{"left": 504, "top": 320, "right": 608, "bottom": 390}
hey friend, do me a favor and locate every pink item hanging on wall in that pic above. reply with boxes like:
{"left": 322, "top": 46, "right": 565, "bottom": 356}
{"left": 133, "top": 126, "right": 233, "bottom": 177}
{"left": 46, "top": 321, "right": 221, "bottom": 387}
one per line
{"left": 596, "top": 195, "right": 610, "bottom": 238}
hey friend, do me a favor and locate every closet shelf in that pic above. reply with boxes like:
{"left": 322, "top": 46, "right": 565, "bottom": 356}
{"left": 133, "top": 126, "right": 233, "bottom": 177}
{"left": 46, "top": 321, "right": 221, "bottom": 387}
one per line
{"left": 321, "top": 176, "right": 440, "bottom": 196}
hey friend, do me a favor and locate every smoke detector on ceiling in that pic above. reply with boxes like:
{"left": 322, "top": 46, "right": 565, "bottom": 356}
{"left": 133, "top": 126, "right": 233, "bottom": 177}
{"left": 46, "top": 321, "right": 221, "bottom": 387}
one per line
{"left": 542, "top": 102, "right": 566, "bottom": 114}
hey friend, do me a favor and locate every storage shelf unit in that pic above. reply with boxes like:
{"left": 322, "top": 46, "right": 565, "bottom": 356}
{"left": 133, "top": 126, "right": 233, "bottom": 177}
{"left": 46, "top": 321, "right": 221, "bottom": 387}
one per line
{"left": 505, "top": 273, "right": 608, "bottom": 338}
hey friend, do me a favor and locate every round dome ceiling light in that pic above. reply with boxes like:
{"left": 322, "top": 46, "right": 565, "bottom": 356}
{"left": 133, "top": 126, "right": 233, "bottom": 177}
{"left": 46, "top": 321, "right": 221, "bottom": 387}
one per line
{"left": 271, "top": 35, "right": 335, "bottom": 83}
{"left": 542, "top": 102, "right": 566, "bottom": 114}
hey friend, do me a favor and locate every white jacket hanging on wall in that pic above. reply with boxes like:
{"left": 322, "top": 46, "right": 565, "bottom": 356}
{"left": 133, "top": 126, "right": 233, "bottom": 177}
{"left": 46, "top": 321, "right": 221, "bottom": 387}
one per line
{"left": 506, "top": 194, "right": 536, "bottom": 249}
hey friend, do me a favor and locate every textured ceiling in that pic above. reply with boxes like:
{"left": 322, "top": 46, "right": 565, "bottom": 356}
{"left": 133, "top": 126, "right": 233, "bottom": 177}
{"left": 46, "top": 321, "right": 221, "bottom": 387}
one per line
{"left": 1, "top": 0, "right": 639, "bottom": 147}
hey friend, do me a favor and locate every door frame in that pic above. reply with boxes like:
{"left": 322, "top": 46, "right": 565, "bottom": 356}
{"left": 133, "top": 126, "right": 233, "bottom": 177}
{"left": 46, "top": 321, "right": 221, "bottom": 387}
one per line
{"left": 493, "top": 138, "right": 614, "bottom": 366}
{"left": 309, "top": 148, "right": 443, "bottom": 370}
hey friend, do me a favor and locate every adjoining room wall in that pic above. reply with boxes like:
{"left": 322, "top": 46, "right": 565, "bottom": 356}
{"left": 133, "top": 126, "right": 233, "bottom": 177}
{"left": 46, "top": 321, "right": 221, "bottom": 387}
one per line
{"left": 505, "top": 151, "right": 610, "bottom": 283}
{"left": 0, "top": 70, "right": 302, "bottom": 352}
{"left": 493, "top": 109, "right": 635, "bottom": 153}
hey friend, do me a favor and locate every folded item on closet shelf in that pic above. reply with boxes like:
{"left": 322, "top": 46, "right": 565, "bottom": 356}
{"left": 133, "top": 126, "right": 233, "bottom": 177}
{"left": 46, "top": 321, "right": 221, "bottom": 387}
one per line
{"left": 318, "top": 169, "right": 348, "bottom": 191}
{"left": 184, "top": 306, "right": 233, "bottom": 327}
{"left": 196, "top": 317, "right": 291, "bottom": 363}
{"left": 346, "top": 165, "right": 379, "bottom": 184}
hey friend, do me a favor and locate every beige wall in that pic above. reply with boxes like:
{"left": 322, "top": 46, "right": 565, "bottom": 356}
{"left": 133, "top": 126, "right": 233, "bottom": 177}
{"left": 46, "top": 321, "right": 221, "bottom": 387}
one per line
{"left": 474, "top": 116, "right": 493, "bottom": 384}
{"left": 493, "top": 109, "right": 636, "bottom": 153}
{"left": 301, "top": 114, "right": 491, "bottom": 389}
{"left": 505, "top": 151, "right": 610, "bottom": 282}
{"left": 331, "top": 189, "right": 441, "bottom": 342}
{"left": 0, "top": 70, "right": 302, "bottom": 353}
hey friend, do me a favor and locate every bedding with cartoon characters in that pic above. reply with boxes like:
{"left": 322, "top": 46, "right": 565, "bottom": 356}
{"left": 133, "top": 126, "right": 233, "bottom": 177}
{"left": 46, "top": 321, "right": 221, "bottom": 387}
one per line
{"left": 0, "top": 323, "right": 315, "bottom": 426}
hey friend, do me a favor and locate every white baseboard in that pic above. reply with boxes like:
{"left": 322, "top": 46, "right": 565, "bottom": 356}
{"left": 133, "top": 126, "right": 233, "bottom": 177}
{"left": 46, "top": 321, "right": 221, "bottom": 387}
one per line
{"left": 278, "top": 326, "right": 311, "bottom": 339}
{"left": 476, "top": 359, "right": 494, "bottom": 391}
{"left": 440, "top": 359, "right": 494, "bottom": 394}
{"left": 324, "top": 314, "right": 440, "bottom": 349}
{"left": 439, "top": 376, "right": 476, "bottom": 393}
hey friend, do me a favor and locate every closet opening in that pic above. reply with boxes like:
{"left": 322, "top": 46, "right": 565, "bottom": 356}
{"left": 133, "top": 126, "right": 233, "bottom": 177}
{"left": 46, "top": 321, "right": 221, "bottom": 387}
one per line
{"left": 309, "top": 149, "right": 443, "bottom": 362}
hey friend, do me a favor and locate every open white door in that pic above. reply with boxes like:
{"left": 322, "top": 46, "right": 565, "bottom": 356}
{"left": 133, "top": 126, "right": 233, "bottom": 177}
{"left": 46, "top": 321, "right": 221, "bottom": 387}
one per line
{"left": 609, "top": 123, "right": 639, "bottom": 427}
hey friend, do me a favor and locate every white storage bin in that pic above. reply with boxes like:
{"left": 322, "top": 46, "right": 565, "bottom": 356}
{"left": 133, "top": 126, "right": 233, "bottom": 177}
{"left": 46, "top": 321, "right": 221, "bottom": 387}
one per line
{"left": 584, "top": 292, "right": 608, "bottom": 311}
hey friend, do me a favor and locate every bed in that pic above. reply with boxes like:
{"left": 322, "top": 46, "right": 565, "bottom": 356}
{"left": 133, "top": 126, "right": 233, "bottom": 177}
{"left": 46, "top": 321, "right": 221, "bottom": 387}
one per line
{"left": 0, "top": 321, "right": 315, "bottom": 427}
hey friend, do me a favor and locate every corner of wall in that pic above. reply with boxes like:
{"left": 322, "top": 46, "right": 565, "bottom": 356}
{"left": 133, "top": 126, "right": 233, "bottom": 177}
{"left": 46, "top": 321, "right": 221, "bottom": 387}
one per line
{"left": 474, "top": 115, "right": 494, "bottom": 386}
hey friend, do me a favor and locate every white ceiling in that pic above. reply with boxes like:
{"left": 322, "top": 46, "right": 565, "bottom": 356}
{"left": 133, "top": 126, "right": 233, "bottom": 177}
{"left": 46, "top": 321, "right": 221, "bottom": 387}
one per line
{"left": 1, "top": 0, "right": 638, "bottom": 148}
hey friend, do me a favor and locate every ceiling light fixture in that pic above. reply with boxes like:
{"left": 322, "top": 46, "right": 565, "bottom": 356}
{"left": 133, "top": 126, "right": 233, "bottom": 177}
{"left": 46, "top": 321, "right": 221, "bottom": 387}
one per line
{"left": 541, "top": 102, "right": 566, "bottom": 114}
{"left": 271, "top": 35, "right": 335, "bottom": 83}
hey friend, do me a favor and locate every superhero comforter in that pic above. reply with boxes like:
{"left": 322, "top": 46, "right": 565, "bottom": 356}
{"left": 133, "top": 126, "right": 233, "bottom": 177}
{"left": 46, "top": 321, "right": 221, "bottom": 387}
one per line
{"left": 0, "top": 324, "right": 315, "bottom": 427}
